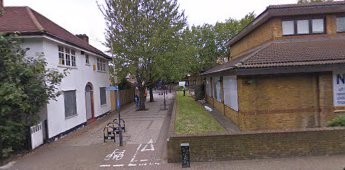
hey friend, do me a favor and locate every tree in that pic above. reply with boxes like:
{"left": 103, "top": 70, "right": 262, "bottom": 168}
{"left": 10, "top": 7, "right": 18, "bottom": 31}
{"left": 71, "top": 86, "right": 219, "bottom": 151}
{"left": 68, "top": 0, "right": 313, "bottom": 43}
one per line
{"left": 297, "top": 0, "right": 333, "bottom": 3}
{"left": 183, "top": 13, "right": 255, "bottom": 74}
{"left": 102, "top": 0, "right": 186, "bottom": 109}
{"left": 0, "top": 35, "right": 65, "bottom": 161}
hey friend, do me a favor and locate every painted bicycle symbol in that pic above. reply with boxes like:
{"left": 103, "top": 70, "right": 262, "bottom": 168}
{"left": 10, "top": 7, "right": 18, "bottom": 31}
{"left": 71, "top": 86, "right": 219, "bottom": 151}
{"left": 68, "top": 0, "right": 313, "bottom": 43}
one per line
{"left": 104, "top": 149, "right": 126, "bottom": 161}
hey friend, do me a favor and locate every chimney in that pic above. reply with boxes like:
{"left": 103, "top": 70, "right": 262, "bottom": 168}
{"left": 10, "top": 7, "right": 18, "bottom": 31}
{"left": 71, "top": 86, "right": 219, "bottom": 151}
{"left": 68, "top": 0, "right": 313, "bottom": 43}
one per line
{"left": 76, "top": 34, "right": 89, "bottom": 43}
{"left": 0, "top": 0, "right": 4, "bottom": 15}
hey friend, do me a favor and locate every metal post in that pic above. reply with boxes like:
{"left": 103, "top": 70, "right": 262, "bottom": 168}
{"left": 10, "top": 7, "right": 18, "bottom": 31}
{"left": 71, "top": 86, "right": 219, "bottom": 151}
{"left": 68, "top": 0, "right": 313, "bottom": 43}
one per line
{"left": 163, "top": 88, "right": 167, "bottom": 110}
{"left": 117, "top": 89, "right": 123, "bottom": 146}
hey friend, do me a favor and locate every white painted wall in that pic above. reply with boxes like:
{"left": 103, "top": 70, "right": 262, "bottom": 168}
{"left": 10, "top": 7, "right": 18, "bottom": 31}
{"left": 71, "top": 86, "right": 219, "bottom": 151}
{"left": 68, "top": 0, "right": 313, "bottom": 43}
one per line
{"left": 22, "top": 37, "right": 111, "bottom": 138}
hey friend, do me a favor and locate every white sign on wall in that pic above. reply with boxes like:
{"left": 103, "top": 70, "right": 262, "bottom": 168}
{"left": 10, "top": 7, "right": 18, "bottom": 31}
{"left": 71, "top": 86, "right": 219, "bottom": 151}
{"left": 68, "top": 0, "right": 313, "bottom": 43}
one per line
{"left": 333, "top": 71, "right": 345, "bottom": 106}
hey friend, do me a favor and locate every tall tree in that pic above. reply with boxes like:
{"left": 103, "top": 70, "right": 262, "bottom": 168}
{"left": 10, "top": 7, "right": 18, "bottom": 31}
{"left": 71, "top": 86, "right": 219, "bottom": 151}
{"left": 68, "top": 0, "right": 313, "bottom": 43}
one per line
{"left": 297, "top": 0, "right": 333, "bottom": 3}
{"left": 0, "top": 35, "right": 65, "bottom": 161}
{"left": 102, "top": 0, "right": 186, "bottom": 109}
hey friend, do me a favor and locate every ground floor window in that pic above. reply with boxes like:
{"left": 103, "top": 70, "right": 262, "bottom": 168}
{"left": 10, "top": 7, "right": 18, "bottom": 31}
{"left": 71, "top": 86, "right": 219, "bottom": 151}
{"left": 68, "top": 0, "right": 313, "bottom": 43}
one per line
{"left": 223, "top": 76, "right": 238, "bottom": 111}
{"left": 100, "top": 87, "right": 107, "bottom": 105}
{"left": 213, "top": 76, "right": 222, "bottom": 102}
{"left": 206, "top": 77, "right": 211, "bottom": 96}
{"left": 64, "top": 90, "right": 77, "bottom": 118}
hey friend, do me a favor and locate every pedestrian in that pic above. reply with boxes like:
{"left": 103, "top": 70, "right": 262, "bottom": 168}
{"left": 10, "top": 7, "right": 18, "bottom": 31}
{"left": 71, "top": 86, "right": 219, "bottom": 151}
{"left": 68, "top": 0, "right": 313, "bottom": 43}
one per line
{"left": 135, "top": 87, "right": 139, "bottom": 110}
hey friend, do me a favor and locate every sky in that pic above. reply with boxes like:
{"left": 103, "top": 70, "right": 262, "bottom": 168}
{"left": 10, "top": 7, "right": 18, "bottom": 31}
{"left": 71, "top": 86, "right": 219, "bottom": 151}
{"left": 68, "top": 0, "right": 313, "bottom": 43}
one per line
{"left": 5, "top": 0, "right": 297, "bottom": 52}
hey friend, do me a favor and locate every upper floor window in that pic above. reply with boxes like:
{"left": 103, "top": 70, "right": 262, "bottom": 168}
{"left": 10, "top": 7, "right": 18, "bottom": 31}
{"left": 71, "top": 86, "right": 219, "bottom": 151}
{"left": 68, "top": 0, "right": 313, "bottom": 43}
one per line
{"left": 282, "top": 18, "right": 325, "bottom": 36}
{"left": 58, "top": 46, "right": 76, "bottom": 67}
{"left": 336, "top": 17, "right": 345, "bottom": 32}
{"left": 97, "top": 58, "right": 107, "bottom": 72}
{"left": 85, "top": 54, "right": 90, "bottom": 64}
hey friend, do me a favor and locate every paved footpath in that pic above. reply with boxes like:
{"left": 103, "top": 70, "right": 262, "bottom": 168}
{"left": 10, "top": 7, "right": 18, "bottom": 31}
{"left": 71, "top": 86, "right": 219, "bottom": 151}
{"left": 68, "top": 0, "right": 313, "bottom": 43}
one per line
{"left": 3, "top": 91, "right": 345, "bottom": 170}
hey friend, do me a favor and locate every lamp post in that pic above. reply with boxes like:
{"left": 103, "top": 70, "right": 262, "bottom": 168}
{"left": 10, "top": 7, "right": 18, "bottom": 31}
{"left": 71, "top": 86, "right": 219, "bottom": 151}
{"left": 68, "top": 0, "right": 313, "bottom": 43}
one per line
{"left": 110, "top": 43, "right": 123, "bottom": 146}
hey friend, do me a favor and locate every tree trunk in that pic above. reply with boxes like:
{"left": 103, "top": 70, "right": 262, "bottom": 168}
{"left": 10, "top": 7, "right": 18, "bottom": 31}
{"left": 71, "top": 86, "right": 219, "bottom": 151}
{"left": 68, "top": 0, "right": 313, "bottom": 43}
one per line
{"left": 138, "top": 86, "right": 146, "bottom": 110}
{"left": 149, "top": 86, "right": 154, "bottom": 102}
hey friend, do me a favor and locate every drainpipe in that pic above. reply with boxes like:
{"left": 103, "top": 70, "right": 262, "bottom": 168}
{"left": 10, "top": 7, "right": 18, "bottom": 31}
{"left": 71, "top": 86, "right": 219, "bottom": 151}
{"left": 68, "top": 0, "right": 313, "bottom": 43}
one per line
{"left": 315, "top": 73, "right": 321, "bottom": 127}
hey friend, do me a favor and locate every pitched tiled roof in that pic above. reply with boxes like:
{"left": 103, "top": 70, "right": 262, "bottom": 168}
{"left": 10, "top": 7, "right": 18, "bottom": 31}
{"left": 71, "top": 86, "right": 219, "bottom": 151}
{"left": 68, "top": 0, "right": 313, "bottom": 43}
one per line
{"left": 227, "top": 1, "right": 345, "bottom": 47}
{"left": 0, "top": 7, "right": 110, "bottom": 59}
{"left": 202, "top": 37, "right": 345, "bottom": 75}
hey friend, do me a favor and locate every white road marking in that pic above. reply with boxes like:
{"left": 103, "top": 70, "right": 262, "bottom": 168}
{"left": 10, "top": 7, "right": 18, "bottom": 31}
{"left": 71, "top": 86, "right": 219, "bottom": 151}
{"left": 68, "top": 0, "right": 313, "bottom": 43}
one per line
{"left": 113, "top": 164, "right": 124, "bottom": 167}
{"left": 128, "top": 163, "right": 137, "bottom": 167}
{"left": 155, "top": 163, "right": 160, "bottom": 165}
{"left": 130, "top": 144, "right": 142, "bottom": 163}
{"left": 104, "top": 149, "right": 126, "bottom": 161}
{"left": 140, "top": 139, "right": 155, "bottom": 152}
{"left": 99, "top": 164, "right": 111, "bottom": 168}
{"left": 140, "top": 159, "right": 148, "bottom": 162}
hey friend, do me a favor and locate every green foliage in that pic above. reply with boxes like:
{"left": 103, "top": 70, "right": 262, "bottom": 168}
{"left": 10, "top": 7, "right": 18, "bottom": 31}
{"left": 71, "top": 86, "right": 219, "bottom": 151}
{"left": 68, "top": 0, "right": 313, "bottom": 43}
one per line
{"left": 0, "top": 35, "right": 65, "bottom": 161}
{"left": 297, "top": 0, "right": 333, "bottom": 3}
{"left": 175, "top": 91, "right": 225, "bottom": 134}
{"left": 328, "top": 115, "right": 345, "bottom": 127}
{"left": 183, "top": 13, "right": 255, "bottom": 74}
{"left": 118, "top": 78, "right": 132, "bottom": 90}
{"left": 101, "top": 0, "right": 187, "bottom": 109}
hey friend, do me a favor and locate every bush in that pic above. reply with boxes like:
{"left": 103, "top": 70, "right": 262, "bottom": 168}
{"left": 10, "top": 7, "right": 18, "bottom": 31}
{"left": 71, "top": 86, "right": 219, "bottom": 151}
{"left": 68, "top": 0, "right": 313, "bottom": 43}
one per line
{"left": 328, "top": 115, "right": 345, "bottom": 127}
{"left": 194, "top": 84, "right": 205, "bottom": 100}
{"left": 176, "top": 86, "right": 185, "bottom": 91}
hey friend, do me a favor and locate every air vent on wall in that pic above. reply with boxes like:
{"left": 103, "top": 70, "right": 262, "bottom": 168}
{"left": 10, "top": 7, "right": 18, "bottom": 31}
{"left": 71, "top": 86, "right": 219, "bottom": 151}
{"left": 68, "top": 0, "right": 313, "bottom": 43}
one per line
{"left": 81, "top": 51, "right": 85, "bottom": 55}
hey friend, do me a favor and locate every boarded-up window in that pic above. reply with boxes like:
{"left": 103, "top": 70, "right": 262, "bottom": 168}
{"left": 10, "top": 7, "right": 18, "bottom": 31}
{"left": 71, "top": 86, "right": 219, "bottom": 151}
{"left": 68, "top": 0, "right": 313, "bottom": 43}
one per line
{"left": 100, "top": 87, "right": 107, "bottom": 105}
{"left": 64, "top": 90, "right": 77, "bottom": 118}
{"left": 223, "top": 76, "right": 238, "bottom": 111}
{"left": 213, "top": 76, "right": 222, "bottom": 102}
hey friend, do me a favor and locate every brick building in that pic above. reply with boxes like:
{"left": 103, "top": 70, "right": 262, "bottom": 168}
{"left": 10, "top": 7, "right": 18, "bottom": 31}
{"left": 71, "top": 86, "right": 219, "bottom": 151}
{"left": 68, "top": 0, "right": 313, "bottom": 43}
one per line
{"left": 202, "top": 1, "right": 345, "bottom": 131}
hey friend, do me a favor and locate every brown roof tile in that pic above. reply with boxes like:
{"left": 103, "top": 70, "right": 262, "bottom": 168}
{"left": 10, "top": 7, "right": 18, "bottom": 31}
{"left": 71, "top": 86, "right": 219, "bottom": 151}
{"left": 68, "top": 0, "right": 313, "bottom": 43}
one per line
{"left": 202, "top": 37, "right": 345, "bottom": 75}
{"left": 0, "top": 7, "right": 109, "bottom": 59}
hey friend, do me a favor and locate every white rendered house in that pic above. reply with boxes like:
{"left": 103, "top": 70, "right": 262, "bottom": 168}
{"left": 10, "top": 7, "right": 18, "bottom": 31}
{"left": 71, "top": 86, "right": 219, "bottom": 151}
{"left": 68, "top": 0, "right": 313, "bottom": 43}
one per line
{"left": 0, "top": 6, "right": 111, "bottom": 139}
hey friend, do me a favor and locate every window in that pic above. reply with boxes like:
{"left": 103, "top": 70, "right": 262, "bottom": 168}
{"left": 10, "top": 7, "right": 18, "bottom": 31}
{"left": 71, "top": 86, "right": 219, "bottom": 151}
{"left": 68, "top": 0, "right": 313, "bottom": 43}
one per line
{"left": 282, "top": 21, "right": 294, "bottom": 35}
{"left": 282, "top": 18, "right": 325, "bottom": 35}
{"left": 71, "top": 50, "right": 76, "bottom": 66}
{"left": 223, "top": 76, "right": 239, "bottom": 111}
{"left": 65, "top": 48, "right": 71, "bottom": 66}
{"left": 58, "top": 46, "right": 65, "bottom": 65}
{"left": 213, "top": 77, "right": 222, "bottom": 102}
{"left": 337, "top": 17, "right": 345, "bottom": 32}
{"left": 58, "top": 46, "right": 77, "bottom": 67}
{"left": 206, "top": 77, "right": 211, "bottom": 96}
{"left": 97, "top": 58, "right": 107, "bottom": 71}
{"left": 312, "top": 19, "right": 324, "bottom": 33}
{"left": 100, "top": 87, "right": 107, "bottom": 105}
{"left": 64, "top": 90, "right": 77, "bottom": 118}
{"left": 85, "top": 54, "right": 89, "bottom": 64}
{"left": 297, "top": 20, "right": 309, "bottom": 34}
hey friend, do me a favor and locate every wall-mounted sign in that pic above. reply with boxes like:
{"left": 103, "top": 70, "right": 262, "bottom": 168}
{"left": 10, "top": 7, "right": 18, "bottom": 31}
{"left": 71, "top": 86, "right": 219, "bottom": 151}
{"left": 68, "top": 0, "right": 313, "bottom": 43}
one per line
{"left": 181, "top": 143, "right": 190, "bottom": 168}
{"left": 333, "top": 71, "right": 345, "bottom": 106}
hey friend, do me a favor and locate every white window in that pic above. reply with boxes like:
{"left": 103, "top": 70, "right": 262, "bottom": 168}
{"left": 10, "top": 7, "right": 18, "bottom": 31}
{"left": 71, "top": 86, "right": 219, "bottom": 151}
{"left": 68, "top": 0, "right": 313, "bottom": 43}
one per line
{"left": 100, "top": 87, "right": 107, "bottom": 105}
{"left": 97, "top": 58, "right": 107, "bottom": 72}
{"left": 223, "top": 76, "right": 238, "bottom": 111}
{"left": 312, "top": 19, "right": 324, "bottom": 33}
{"left": 64, "top": 90, "right": 77, "bottom": 118}
{"left": 297, "top": 20, "right": 309, "bottom": 34}
{"left": 58, "top": 46, "right": 76, "bottom": 67}
{"left": 58, "top": 46, "right": 65, "bottom": 65}
{"left": 336, "top": 17, "right": 345, "bottom": 32}
{"left": 282, "top": 21, "right": 294, "bottom": 35}
{"left": 213, "top": 77, "right": 222, "bottom": 102}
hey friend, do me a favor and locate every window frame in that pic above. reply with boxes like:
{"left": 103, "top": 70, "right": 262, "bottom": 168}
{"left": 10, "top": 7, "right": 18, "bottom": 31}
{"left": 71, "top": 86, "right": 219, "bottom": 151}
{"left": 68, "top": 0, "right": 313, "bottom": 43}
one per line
{"left": 336, "top": 16, "right": 345, "bottom": 33}
{"left": 281, "top": 17, "right": 326, "bottom": 36}
{"left": 97, "top": 58, "right": 107, "bottom": 72}
{"left": 85, "top": 54, "right": 90, "bottom": 65}
{"left": 64, "top": 90, "right": 77, "bottom": 119}
{"left": 58, "top": 46, "right": 77, "bottom": 67}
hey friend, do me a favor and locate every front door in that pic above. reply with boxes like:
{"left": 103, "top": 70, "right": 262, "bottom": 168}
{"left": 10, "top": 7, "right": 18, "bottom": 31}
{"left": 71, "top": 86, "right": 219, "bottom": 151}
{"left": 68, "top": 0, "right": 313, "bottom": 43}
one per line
{"left": 85, "top": 83, "right": 94, "bottom": 120}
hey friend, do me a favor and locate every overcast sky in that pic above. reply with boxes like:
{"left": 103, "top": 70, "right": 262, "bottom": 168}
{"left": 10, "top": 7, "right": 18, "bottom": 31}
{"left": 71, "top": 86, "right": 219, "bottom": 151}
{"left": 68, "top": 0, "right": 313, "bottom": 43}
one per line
{"left": 6, "top": 0, "right": 297, "bottom": 52}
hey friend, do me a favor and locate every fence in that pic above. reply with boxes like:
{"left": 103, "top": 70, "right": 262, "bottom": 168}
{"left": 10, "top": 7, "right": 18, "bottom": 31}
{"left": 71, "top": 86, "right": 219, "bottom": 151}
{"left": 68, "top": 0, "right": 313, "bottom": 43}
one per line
{"left": 110, "top": 88, "right": 135, "bottom": 111}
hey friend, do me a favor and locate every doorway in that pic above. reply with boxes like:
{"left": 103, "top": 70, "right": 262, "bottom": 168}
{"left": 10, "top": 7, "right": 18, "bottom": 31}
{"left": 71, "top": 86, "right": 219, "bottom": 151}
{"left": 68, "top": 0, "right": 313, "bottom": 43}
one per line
{"left": 85, "top": 83, "right": 95, "bottom": 121}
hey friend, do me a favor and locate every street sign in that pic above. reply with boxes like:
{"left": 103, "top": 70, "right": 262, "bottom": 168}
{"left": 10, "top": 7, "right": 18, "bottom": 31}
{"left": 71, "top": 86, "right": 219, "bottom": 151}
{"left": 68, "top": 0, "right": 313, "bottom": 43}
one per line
{"left": 106, "top": 86, "right": 118, "bottom": 91}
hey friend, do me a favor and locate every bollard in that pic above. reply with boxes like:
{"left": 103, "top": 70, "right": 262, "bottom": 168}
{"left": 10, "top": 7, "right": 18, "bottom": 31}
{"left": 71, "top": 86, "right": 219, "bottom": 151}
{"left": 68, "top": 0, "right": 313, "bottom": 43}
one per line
{"left": 183, "top": 89, "right": 186, "bottom": 96}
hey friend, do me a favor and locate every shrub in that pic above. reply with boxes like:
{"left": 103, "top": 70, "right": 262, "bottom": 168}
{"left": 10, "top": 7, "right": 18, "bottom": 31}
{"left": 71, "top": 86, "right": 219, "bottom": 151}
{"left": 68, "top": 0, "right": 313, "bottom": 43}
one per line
{"left": 328, "top": 115, "right": 345, "bottom": 127}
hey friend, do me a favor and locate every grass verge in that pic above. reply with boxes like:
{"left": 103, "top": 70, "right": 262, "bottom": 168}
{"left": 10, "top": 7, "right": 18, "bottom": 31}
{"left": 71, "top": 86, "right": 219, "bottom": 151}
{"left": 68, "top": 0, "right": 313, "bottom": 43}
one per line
{"left": 175, "top": 91, "right": 225, "bottom": 134}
